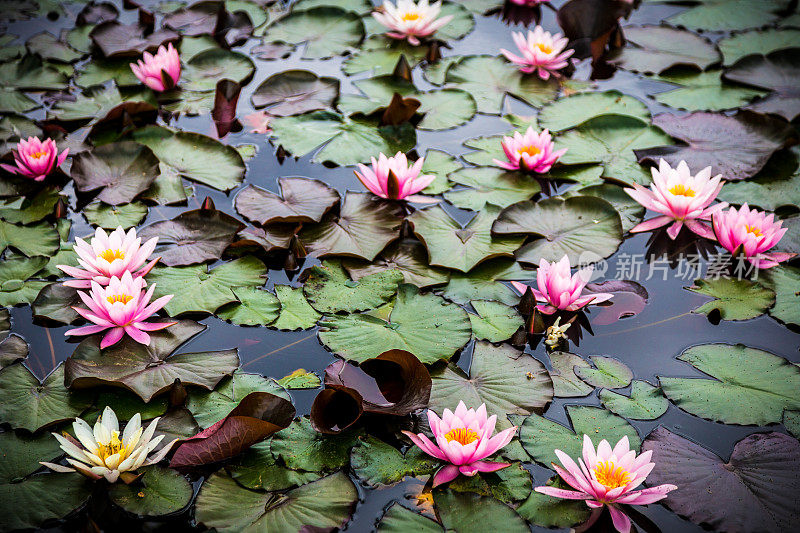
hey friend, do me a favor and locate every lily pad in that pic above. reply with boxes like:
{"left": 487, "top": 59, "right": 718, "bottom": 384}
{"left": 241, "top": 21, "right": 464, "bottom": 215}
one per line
{"left": 344, "top": 240, "right": 451, "bottom": 288}
{"left": 717, "top": 148, "right": 800, "bottom": 210}
{"left": 262, "top": 6, "right": 364, "bottom": 59}
{"left": 133, "top": 125, "right": 245, "bottom": 192}
{"left": 444, "top": 167, "right": 541, "bottom": 211}
{"left": 468, "top": 300, "right": 524, "bottom": 343}
{"left": 687, "top": 277, "right": 775, "bottom": 320}
{"left": 195, "top": 470, "right": 357, "bottom": 533}
{"left": 724, "top": 49, "right": 800, "bottom": 121}
{"left": 83, "top": 201, "right": 148, "bottom": 229}
{"left": 441, "top": 257, "right": 528, "bottom": 305}
{"left": 65, "top": 320, "right": 239, "bottom": 402}
{"left": 761, "top": 265, "right": 800, "bottom": 326}
{"left": 350, "top": 436, "right": 439, "bottom": 487}
{"left": 409, "top": 204, "right": 524, "bottom": 273}
{"left": 31, "top": 282, "right": 81, "bottom": 324}
{"left": 378, "top": 503, "right": 443, "bottom": 532}
{"left": 563, "top": 183, "right": 645, "bottom": 233}
{"left": 644, "top": 427, "right": 800, "bottom": 531}
{"left": 318, "top": 284, "right": 471, "bottom": 364}
{"left": 271, "top": 285, "right": 322, "bottom": 330}
{"left": 89, "top": 20, "right": 178, "bottom": 57}
{"left": 180, "top": 48, "right": 255, "bottom": 92}
{"left": 653, "top": 69, "right": 765, "bottom": 112}
{"left": 235, "top": 178, "right": 339, "bottom": 225}
{"left": 0, "top": 363, "right": 93, "bottom": 432}
{"left": 659, "top": 343, "right": 800, "bottom": 425}
{"left": 0, "top": 473, "right": 92, "bottom": 531}
{"left": 303, "top": 259, "right": 403, "bottom": 313}
{"left": 635, "top": 110, "right": 796, "bottom": 181}
{"left": 718, "top": 28, "right": 800, "bottom": 65}
{"left": 574, "top": 356, "right": 633, "bottom": 389}
{"left": 434, "top": 490, "right": 529, "bottom": 533}
{"left": 0, "top": 256, "right": 49, "bottom": 307}
{"left": 609, "top": 25, "right": 720, "bottom": 73}
{"left": 519, "top": 405, "right": 640, "bottom": 467}
{"left": 227, "top": 440, "right": 322, "bottom": 492}
{"left": 537, "top": 91, "right": 650, "bottom": 132}
{"left": 492, "top": 196, "right": 623, "bottom": 266}
{"left": 0, "top": 220, "right": 59, "bottom": 258}
{"left": 251, "top": 70, "right": 339, "bottom": 116}
{"left": 277, "top": 369, "right": 321, "bottom": 390}
{"left": 299, "top": 192, "right": 402, "bottom": 261}
{"left": 516, "top": 476, "right": 591, "bottom": 529}
{"left": 148, "top": 256, "right": 268, "bottom": 316}
{"left": 108, "top": 466, "right": 193, "bottom": 516}
{"left": 600, "top": 380, "right": 669, "bottom": 420}
{"left": 548, "top": 351, "right": 593, "bottom": 398}
{"left": 271, "top": 417, "right": 360, "bottom": 472}
{"left": 342, "top": 38, "right": 429, "bottom": 76}
{"left": 70, "top": 141, "right": 160, "bottom": 205}
{"left": 216, "top": 287, "right": 280, "bottom": 326}
{"left": 666, "top": 0, "right": 789, "bottom": 32}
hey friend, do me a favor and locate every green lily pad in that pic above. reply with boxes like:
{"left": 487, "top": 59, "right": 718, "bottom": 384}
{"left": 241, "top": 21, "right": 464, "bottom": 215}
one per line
{"left": 420, "top": 149, "right": 460, "bottom": 195}
{"left": 262, "top": 6, "right": 364, "bottom": 59}
{"left": 666, "top": 0, "right": 789, "bottom": 32}
{"left": 574, "top": 356, "right": 633, "bottom": 389}
{"left": 434, "top": 490, "right": 529, "bottom": 533}
{"left": 557, "top": 115, "right": 672, "bottom": 185}
{"left": 660, "top": 343, "right": 800, "bottom": 425}
{"left": 468, "top": 300, "right": 523, "bottom": 343}
{"left": 344, "top": 240, "right": 451, "bottom": 288}
{"left": 492, "top": 196, "right": 623, "bottom": 266}
{"left": 0, "top": 430, "right": 62, "bottom": 483}
{"left": 440, "top": 258, "right": 527, "bottom": 305}
{"left": 0, "top": 256, "right": 49, "bottom": 307}
{"left": 65, "top": 320, "right": 239, "bottom": 402}
{"left": 0, "top": 363, "right": 93, "bottom": 432}
{"left": 562, "top": 183, "right": 645, "bottom": 233}
{"left": 609, "top": 25, "right": 720, "bottom": 73}
{"left": 516, "top": 476, "right": 591, "bottom": 528}
{"left": 0, "top": 219, "right": 59, "bottom": 258}
{"left": 0, "top": 186, "right": 60, "bottom": 224}
{"left": 277, "top": 369, "right": 321, "bottom": 390}
{"left": 519, "top": 405, "right": 640, "bottom": 467}
{"left": 187, "top": 370, "right": 288, "bottom": 428}
{"left": 377, "top": 503, "right": 443, "bottom": 532}
{"left": 31, "top": 282, "right": 81, "bottom": 324}
{"left": 0, "top": 473, "right": 92, "bottom": 531}
{"left": 180, "top": 48, "right": 255, "bottom": 92}
{"left": 108, "top": 466, "right": 193, "bottom": 517}
{"left": 133, "top": 125, "right": 245, "bottom": 192}
{"left": 271, "top": 285, "right": 322, "bottom": 330}
{"left": 271, "top": 418, "right": 360, "bottom": 472}
{"left": 717, "top": 149, "right": 800, "bottom": 210}
{"left": 599, "top": 380, "right": 669, "bottom": 420}
{"left": 195, "top": 470, "right": 357, "bottom": 533}
{"left": 718, "top": 28, "right": 800, "bottom": 65}
{"left": 537, "top": 91, "right": 650, "bottom": 131}
{"left": 409, "top": 204, "right": 524, "bottom": 273}
{"left": 228, "top": 440, "right": 322, "bottom": 492}
{"left": 50, "top": 85, "right": 156, "bottom": 123}
{"left": 216, "top": 287, "right": 280, "bottom": 326}
{"left": 784, "top": 410, "right": 800, "bottom": 439}
{"left": 0, "top": 54, "right": 68, "bottom": 93}
{"left": 303, "top": 259, "right": 403, "bottom": 313}
{"left": 548, "top": 352, "right": 593, "bottom": 398}
{"left": 83, "top": 201, "right": 148, "bottom": 229}
{"left": 350, "top": 436, "right": 439, "bottom": 487}
{"left": 318, "top": 284, "right": 471, "bottom": 364}
{"left": 251, "top": 70, "right": 339, "bottom": 116}
{"left": 342, "top": 38, "right": 429, "bottom": 76}
{"left": 148, "top": 256, "right": 268, "bottom": 316}
{"left": 761, "top": 265, "right": 800, "bottom": 325}
{"left": 75, "top": 57, "right": 140, "bottom": 87}
{"left": 688, "top": 277, "right": 775, "bottom": 320}
{"left": 443, "top": 167, "right": 541, "bottom": 211}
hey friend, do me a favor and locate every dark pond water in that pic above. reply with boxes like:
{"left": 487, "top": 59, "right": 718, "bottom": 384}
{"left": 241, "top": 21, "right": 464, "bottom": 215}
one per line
{"left": 2, "top": 0, "right": 799, "bottom": 532}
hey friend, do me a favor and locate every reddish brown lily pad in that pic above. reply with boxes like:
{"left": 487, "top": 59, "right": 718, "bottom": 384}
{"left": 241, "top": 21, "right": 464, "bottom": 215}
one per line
{"left": 251, "top": 70, "right": 339, "bottom": 116}
{"left": 724, "top": 48, "right": 800, "bottom": 121}
{"left": 90, "top": 21, "right": 178, "bottom": 57}
{"left": 310, "top": 385, "right": 364, "bottom": 434}
{"left": 70, "top": 141, "right": 160, "bottom": 205}
{"left": 234, "top": 178, "right": 339, "bottom": 225}
{"left": 169, "top": 391, "right": 295, "bottom": 469}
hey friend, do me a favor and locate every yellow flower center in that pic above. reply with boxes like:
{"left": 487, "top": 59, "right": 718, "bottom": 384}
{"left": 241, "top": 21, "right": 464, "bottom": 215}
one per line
{"left": 745, "top": 224, "right": 763, "bottom": 237}
{"left": 96, "top": 431, "right": 129, "bottom": 463}
{"left": 401, "top": 11, "right": 420, "bottom": 21}
{"left": 593, "top": 461, "right": 632, "bottom": 489}
{"left": 29, "top": 151, "right": 48, "bottom": 159}
{"left": 668, "top": 184, "right": 696, "bottom": 197}
{"left": 444, "top": 428, "right": 480, "bottom": 446}
{"left": 517, "top": 145, "right": 541, "bottom": 158}
{"left": 107, "top": 294, "right": 133, "bottom": 305}
{"left": 98, "top": 249, "right": 125, "bottom": 262}
{"left": 536, "top": 43, "right": 553, "bottom": 54}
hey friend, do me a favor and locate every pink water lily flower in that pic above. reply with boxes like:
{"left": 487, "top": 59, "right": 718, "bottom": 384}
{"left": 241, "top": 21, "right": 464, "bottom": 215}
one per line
{"left": 501, "top": 26, "right": 574, "bottom": 80}
{"left": 354, "top": 151, "right": 435, "bottom": 200}
{"left": 535, "top": 435, "right": 677, "bottom": 533}
{"left": 1, "top": 136, "right": 68, "bottom": 181}
{"left": 626, "top": 159, "right": 726, "bottom": 240}
{"left": 372, "top": 0, "right": 453, "bottom": 46}
{"left": 493, "top": 126, "right": 566, "bottom": 173}
{"left": 511, "top": 255, "right": 613, "bottom": 314}
{"left": 57, "top": 227, "right": 159, "bottom": 289}
{"left": 402, "top": 402, "right": 516, "bottom": 487}
{"left": 65, "top": 271, "right": 175, "bottom": 349}
{"left": 712, "top": 203, "right": 795, "bottom": 269}
{"left": 130, "top": 43, "right": 181, "bottom": 92}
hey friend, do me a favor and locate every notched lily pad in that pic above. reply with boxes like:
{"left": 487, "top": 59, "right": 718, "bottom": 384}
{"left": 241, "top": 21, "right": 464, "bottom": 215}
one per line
{"left": 251, "top": 70, "right": 339, "bottom": 116}
{"left": 235, "top": 177, "right": 339, "bottom": 225}
{"left": 303, "top": 259, "right": 402, "bottom": 314}
{"left": 70, "top": 141, "right": 160, "bottom": 205}
{"left": 687, "top": 277, "right": 775, "bottom": 321}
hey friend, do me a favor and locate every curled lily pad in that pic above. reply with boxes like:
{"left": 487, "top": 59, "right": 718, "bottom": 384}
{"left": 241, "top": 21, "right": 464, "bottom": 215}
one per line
{"left": 303, "top": 259, "right": 403, "bottom": 313}
{"left": 251, "top": 70, "right": 339, "bottom": 116}
{"left": 65, "top": 320, "right": 239, "bottom": 402}
{"left": 235, "top": 178, "right": 339, "bottom": 225}
{"left": 170, "top": 391, "right": 295, "bottom": 468}
{"left": 70, "top": 141, "right": 160, "bottom": 205}
{"left": 310, "top": 385, "right": 364, "bottom": 434}
{"left": 556, "top": 0, "right": 629, "bottom": 61}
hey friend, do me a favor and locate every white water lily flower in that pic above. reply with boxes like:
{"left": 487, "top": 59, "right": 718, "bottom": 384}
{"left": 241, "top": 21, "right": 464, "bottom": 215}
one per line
{"left": 40, "top": 406, "right": 178, "bottom": 483}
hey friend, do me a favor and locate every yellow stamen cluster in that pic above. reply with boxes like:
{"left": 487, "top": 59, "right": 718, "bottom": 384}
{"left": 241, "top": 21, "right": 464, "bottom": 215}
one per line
{"left": 517, "top": 145, "right": 541, "bottom": 158}
{"left": 593, "top": 460, "right": 632, "bottom": 489}
{"left": 107, "top": 294, "right": 133, "bottom": 305}
{"left": 98, "top": 249, "right": 126, "bottom": 262}
{"left": 96, "top": 431, "right": 129, "bottom": 463}
{"left": 745, "top": 225, "right": 763, "bottom": 237}
{"left": 444, "top": 428, "right": 479, "bottom": 446}
{"left": 401, "top": 11, "right": 420, "bottom": 21}
{"left": 536, "top": 43, "right": 553, "bottom": 54}
{"left": 29, "top": 151, "right": 48, "bottom": 159}
{"left": 668, "top": 184, "right": 696, "bottom": 197}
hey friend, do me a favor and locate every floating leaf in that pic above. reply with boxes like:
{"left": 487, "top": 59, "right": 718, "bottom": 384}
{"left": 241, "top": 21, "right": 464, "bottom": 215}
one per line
{"left": 434, "top": 490, "right": 529, "bottom": 533}
{"left": 235, "top": 178, "right": 339, "bottom": 225}
{"left": 26, "top": 32, "right": 82, "bottom": 63}
{"left": 519, "top": 405, "right": 640, "bottom": 467}
{"left": 653, "top": 69, "right": 765, "bottom": 112}
{"left": 262, "top": 6, "right": 364, "bottom": 59}
{"left": 441, "top": 258, "right": 527, "bottom": 305}
{"left": 299, "top": 192, "right": 402, "bottom": 261}
{"left": 227, "top": 440, "right": 322, "bottom": 491}
{"left": 170, "top": 391, "right": 295, "bottom": 468}
{"left": 0, "top": 363, "right": 93, "bottom": 432}
{"left": 108, "top": 466, "right": 193, "bottom": 516}
{"left": 574, "top": 356, "right": 632, "bottom": 389}
{"left": 548, "top": 351, "right": 592, "bottom": 398}
{"left": 666, "top": 0, "right": 789, "bottom": 32}
{"left": 148, "top": 256, "right": 268, "bottom": 316}
{"left": 378, "top": 503, "right": 443, "bottom": 532}
{"left": 344, "top": 240, "right": 451, "bottom": 288}
{"left": 133, "top": 125, "right": 245, "bottom": 191}
{"left": 537, "top": 91, "right": 650, "bottom": 132}
{"left": 0, "top": 256, "right": 49, "bottom": 307}
{"left": 644, "top": 427, "right": 800, "bottom": 531}
{"left": 0, "top": 220, "right": 59, "bottom": 257}
{"left": 70, "top": 141, "right": 160, "bottom": 205}
{"left": 660, "top": 343, "right": 800, "bottom": 425}
{"left": 717, "top": 148, "right": 800, "bottom": 210}
{"left": 562, "top": 183, "right": 645, "bottom": 233}
{"left": 139, "top": 204, "right": 245, "bottom": 267}
{"left": 688, "top": 277, "right": 775, "bottom": 321}
{"left": 277, "top": 369, "right": 321, "bottom": 390}
{"left": 718, "top": 28, "right": 800, "bottom": 65}
{"left": 195, "top": 471, "right": 357, "bottom": 533}
{"left": 635, "top": 110, "right": 796, "bottom": 181}
{"left": 83, "top": 201, "right": 148, "bottom": 229}
{"left": 468, "top": 300, "right": 524, "bottom": 343}
{"left": 31, "top": 282, "right": 81, "bottom": 324}
{"left": 319, "top": 284, "right": 471, "bottom": 364}
{"left": 761, "top": 265, "right": 800, "bottom": 325}
{"left": 75, "top": 57, "right": 139, "bottom": 87}
{"left": 90, "top": 21, "right": 179, "bottom": 57}
{"left": 271, "top": 417, "right": 360, "bottom": 472}
{"left": 0, "top": 473, "right": 92, "bottom": 531}
{"left": 0, "top": 333, "right": 27, "bottom": 369}
{"left": 724, "top": 49, "right": 800, "bottom": 121}
{"left": 516, "top": 476, "right": 591, "bottom": 529}
{"left": 443, "top": 167, "right": 541, "bottom": 211}
{"left": 271, "top": 285, "right": 322, "bottom": 330}
{"left": 599, "top": 380, "right": 668, "bottom": 420}
{"left": 303, "top": 259, "right": 402, "bottom": 313}
{"left": 557, "top": 115, "right": 672, "bottom": 185}
{"left": 251, "top": 70, "right": 339, "bottom": 116}
{"left": 350, "top": 436, "right": 438, "bottom": 487}
{"left": 610, "top": 26, "right": 720, "bottom": 73}
{"left": 492, "top": 196, "right": 623, "bottom": 266}
{"left": 342, "top": 38, "right": 429, "bottom": 76}
{"left": 180, "top": 48, "right": 255, "bottom": 92}
{"left": 66, "top": 320, "right": 239, "bottom": 402}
